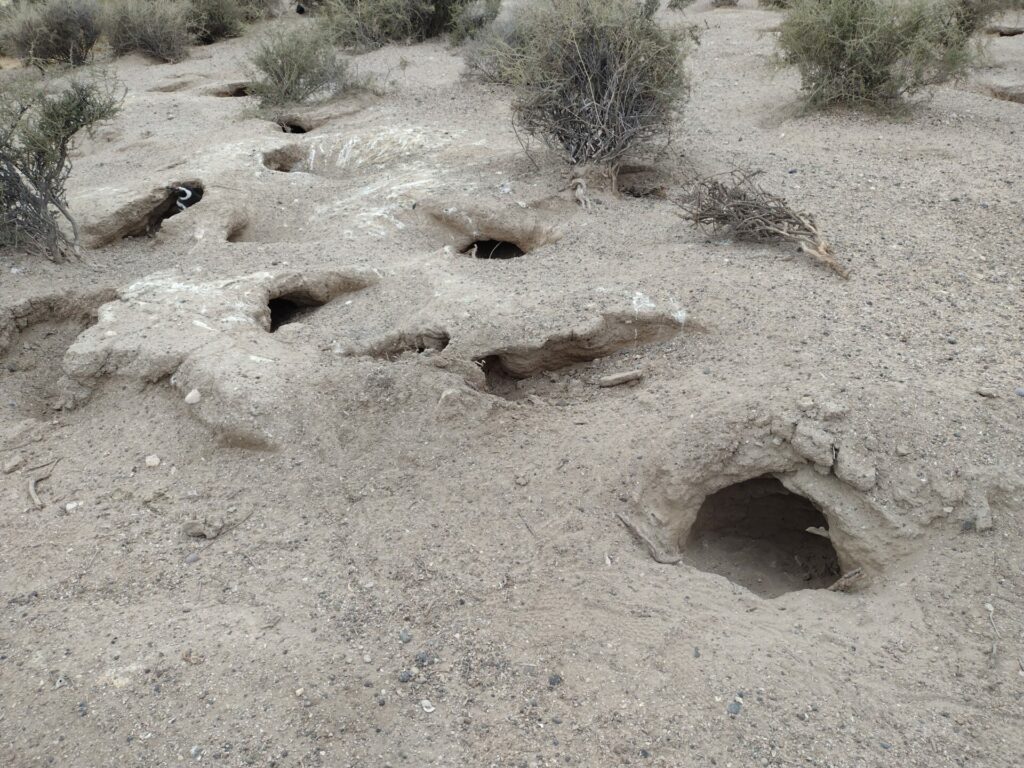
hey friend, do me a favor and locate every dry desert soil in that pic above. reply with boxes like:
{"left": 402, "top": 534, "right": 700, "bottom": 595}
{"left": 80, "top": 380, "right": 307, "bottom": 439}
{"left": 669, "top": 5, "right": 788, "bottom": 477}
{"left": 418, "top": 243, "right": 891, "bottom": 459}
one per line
{"left": 2, "top": 4, "right": 1024, "bottom": 768}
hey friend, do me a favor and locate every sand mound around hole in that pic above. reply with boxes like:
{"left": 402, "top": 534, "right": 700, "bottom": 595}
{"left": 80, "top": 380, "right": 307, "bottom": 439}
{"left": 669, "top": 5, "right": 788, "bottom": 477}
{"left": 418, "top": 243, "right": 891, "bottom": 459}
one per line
{"left": 58, "top": 269, "right": 375, "bottom": 445}
{"left": 262, "top": 126, "right": 443, "bottom": 178}
{"left": 0, "top": 288, "right": 117, "bottom": 357}
{"left": 623, "top": 396, "right": 1011, "bottom": 591}
{"left": 79, "top": 180, "right": 203, "bottom": 247}
{"left": 472, "top": 311, "right": 682, "bottom": 396}
{"left": 416, "top": 196, "right": 563, "bottom": 255}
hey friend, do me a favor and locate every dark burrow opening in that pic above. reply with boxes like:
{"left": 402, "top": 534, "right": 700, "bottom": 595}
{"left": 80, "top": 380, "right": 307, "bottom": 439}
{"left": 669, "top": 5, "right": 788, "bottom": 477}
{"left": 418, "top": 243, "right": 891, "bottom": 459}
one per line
{"left": 213, "top": 82, "right": 252, "bottom": 97}
{"left": 263, "top": 146, "right": 305, "bottom": 173}
{"left": 276, "top": 118, "right": 310, "bottom": 134}
{"left": 268, "top": 293, "right": 325, "bottom": 332}
{"left": 476, "top": 355, "right": 520, "bottom": 395}
{"left": 373, "top": 332, "right": 451, "bottom": 360}
{"left": 681, "top": 476, "right": 842, "bottom": 599}
{"left": 461, "top": 239, "right": 525, "bottom": 259}
{"left": 123, "top": 183, "right": 204, "bottom": 238}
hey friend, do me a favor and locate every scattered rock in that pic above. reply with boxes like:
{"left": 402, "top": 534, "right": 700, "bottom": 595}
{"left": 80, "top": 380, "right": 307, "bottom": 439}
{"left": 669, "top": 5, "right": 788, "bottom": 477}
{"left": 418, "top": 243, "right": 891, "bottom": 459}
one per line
{"left": 820, "top": 401, "right": 847, "bottom": 421}
{"left": 184, "top": 552, "right": 200, "bottom": 564}
{"left": 2, "top": 453, "right": 24, "bottom": 474}
{"left": 548, "top": 673, "right": 563, "bottom": 688}
{"left": 181, "top": 516, "right": 225, "bottom": 539}
{"left": 835, "top": 449, "right": 877, "bottom": 491}
{"left": 597, "top": 369, "right": 644, "bottom": 388}
{"left": 184, "top": 389, "right": 201, "bottom": 404}
{"left": 791, "top": 422, "right": 836, "bottom": 468}
{"left": 727, "top": 699, "right": 742, "bottom": 716}
{"left": 895, "top": 444, "right": 911, "bottom": 457}
{"left": 190, "top": 745, "right": 203, "bottom": 760}
{"left": 975, "top": 388, "right": 997, "bottom": 398}
{"left": 1015, "top": 387, "right": 1024, "bottom": 398}
{"left": 398, "top": 670, "right": 413, "bottom": 683}
{"left": 145, "top": 454, "right": 161, "bottom": 467}
{"left": 420, "top": 699, "right": 435, "bottom": 713}
{"left": 399, "top": 629, "right": 412, "bottom": 644}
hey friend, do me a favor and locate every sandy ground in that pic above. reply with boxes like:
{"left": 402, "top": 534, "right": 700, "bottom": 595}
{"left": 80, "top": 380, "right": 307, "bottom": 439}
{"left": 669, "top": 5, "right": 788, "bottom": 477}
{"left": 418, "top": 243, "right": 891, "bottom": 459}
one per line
{"left": 2, "top": 6, "right": 1024, "bottom": 767}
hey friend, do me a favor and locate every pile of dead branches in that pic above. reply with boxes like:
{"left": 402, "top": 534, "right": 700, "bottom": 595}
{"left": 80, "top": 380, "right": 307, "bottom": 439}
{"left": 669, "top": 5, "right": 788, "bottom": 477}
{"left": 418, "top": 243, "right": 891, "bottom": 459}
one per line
{"left": 677, "top": 170, "right": 849, "bottom": 278}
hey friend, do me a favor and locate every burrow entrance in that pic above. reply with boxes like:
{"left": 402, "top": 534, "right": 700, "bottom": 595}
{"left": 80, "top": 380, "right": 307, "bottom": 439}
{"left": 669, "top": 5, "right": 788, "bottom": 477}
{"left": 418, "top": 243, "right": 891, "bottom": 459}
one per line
{"left": 275, "top": 116, "right": 318, "bottom": 134}
{"left": 262, "top": 145, "right": 306, "bottom": 173}
{"left": 210, "top": 82, "right": 252, "bottom": 97}
{"left": 123, "top": 183, "right": 204, "bottom": 239}
{"left": 461, "top": 239, "right": 525, "bottom": 259}
{"left": 268, "top": 292, "right": 328, "bottom": 332}
{"left": 681, "top": 475, "right": 841, "bottom": 598}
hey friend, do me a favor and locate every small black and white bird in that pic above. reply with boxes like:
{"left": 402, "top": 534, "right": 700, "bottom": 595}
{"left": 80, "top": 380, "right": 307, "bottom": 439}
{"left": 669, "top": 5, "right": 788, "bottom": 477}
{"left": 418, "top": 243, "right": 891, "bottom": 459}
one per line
{"left": 171, "top": 185, "right": 203, "bottom": 212}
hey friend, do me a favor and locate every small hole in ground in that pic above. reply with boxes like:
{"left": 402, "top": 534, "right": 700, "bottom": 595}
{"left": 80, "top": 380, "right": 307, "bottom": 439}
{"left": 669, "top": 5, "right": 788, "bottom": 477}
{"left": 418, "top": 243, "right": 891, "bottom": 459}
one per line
{"left": 123, "top": 183, "right": 204, "bottom": 238}
{"left": 213, "top": 82, "right": 252, "bottom": 97}
{"left": 682, "top": 475, "right": 842, "bottom": 598}
{"left": 476, "top": 355, "right": 520, "bottom": 395}
{"left": 461, "top": 240, "right": 525, "bottom": 259}
{"left": 277, "top": 119, "right": 310, "bottom": 134}
{"left": 263, "top": 146, "right": 306, "bottom": 173}
{"left": 268, "top": 294, "right": 325, "bottom": 332}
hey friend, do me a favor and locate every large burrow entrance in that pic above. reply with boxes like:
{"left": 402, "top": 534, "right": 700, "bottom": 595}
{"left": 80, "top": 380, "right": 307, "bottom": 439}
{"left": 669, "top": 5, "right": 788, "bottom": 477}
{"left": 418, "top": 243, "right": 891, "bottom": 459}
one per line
{"left": 460, "top": 239, "right": 526, "bottom": 259}
{"left": 209, "top": 82, "right": 252, "bottom": 97}
{"left": 681, "top": 475, "right": 842, "bottom": 598}
{"left": 267, "top": 292, "right": 327, "bottom": 332}
{"left": 122, "top": 182, "right": 204, "bottom": 239}
{"left": 262, "top": 145, "right": 307, "bottom": 173}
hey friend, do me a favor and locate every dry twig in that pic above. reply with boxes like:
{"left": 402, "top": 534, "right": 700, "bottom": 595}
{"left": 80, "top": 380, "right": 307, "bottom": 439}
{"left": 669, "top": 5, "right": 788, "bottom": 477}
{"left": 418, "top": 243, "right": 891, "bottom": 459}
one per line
{"left": 678, "top": 170, "right": 849, "bottom": 278}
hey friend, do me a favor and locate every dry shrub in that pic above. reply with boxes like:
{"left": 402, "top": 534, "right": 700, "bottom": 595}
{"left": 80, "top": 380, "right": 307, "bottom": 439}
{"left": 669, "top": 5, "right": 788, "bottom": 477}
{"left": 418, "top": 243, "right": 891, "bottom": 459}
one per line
{"left": 666, "top": 0, "right": 695, "bottom": 8}
{"left": 104, "top": 0, "right": 193, "bottom": 63}
{"left": 678, "top": 171, "right": 849, "bottom": 278}
{"left": 237, "top": 0, "right": 284, "bottom": 20}
{"left": 711, "top": 0, "right": 738, "bottom": 6}
{"left": 511, "top": 0, "right": 689, "bottom": 169}
{"left": 758, "top": 0, "right": 790, "bottom": 8}
{"left": 248, "top": 26, "right": 352, "bottom": 106}
{"left": 187, "top": 0, "right": 244, "bottom": 44}
{"left": 1, "top": 0, "right": 101, "bottom": 65}
{"left": 449, "top": 0, "right": 500, "bottom": 42}
{"left": 322, "top": 0, "right": 475, "bottom": 50}
{"left": 777, "top": 0, "right": 977, "bottom": 108}
{"left": 1, "top": 75, "right": 121, "bottom": 259}
{"left": 462, "top": 2, "right": 538, "bottom": 84}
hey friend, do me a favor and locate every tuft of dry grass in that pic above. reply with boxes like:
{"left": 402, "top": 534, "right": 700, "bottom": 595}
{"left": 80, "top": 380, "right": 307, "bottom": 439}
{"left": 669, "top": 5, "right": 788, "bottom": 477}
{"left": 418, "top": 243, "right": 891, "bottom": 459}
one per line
{"left": 104, "top": 0, "right": 193, "bottom": 63}
{"left": 1, "top": 0, "right": 102, "bottom": 66}
{"left": 247, "top": 26, "right": 353, "bottom": 107}
{"left": 322, "top": 0, "right": 475, "bottom": 50}
{"left": 677, "top": 171, "right": 849, "bottom": 278}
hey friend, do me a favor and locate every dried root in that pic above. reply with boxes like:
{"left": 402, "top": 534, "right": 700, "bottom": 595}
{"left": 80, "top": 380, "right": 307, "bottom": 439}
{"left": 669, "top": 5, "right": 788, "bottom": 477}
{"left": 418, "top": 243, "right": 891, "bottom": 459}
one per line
{"left": 678, "top": 170, "right": 849, "bottom": 279}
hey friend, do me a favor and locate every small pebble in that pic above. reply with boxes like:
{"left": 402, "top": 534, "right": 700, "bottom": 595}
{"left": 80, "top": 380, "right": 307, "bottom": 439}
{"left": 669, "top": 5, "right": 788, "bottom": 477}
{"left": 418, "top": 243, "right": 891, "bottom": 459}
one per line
{"left": 184, "top": 389, "right": 201, "bottom": 405}
{"left": 727, "top": 700, "right": 742, "bottom": 716}
{"left": 693, "top": 647, "right": 701, "bottom": 658}
{"left": 398, "top": 670, "right": 413, "bottom": 683}
{"left": 399, "top": 629, "right": 412, "bottom": 644}
{"left": 420, "top": 699, "right": 435, "bottom": 713}
{"left": 2, "top": 453, "right": 24, "bottom": 474}
{"left": 1016, "top": 387, "right": 1024, "bottom": 398}
{"left": 145, "top": 455, "right": 161, "bottom": 467}
{"left": 548, "top": 673, "right": 563, "bottom": 688}
{"left": 184, "top": 552, "right": 200, "bottom": 564}
{"left": 362, "top": 654, "right": 372, "bottom": 664}
{"left": 190, "top": 745, "right": 203, "bottom": 759}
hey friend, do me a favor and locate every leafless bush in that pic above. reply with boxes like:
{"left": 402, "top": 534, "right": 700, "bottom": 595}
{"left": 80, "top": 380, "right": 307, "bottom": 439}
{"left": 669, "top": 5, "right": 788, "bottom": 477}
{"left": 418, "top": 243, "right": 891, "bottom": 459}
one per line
{"left": 1, "top": 0, "right": 101, "bottom": 65}
{"left": 511, "top": 0, "right": 689, "bottom": 170}
{"left": 104, "top": 0, "right": 193, "bottom": 63}
{"left": 1, "top": 75, "right": 122, "bottom": 260}
{"left": 677, "top": 171, "right": 849, "bottom": 278}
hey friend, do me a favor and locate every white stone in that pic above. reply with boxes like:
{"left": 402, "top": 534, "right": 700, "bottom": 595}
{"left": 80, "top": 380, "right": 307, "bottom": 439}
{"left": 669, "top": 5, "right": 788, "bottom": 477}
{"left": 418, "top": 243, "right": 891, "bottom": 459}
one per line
{"left": 145, "top": 454, "right": 161, "bottom": 467}
{"left": 184, "top": 389, "right": 201, "bottom": 404}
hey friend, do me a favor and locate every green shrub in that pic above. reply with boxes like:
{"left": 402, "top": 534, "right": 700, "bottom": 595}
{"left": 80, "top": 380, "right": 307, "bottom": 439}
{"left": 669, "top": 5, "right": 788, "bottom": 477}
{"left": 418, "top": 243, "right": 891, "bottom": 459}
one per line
{"left": 510, "top": 0, "right": 688, "bottom": 168}
{"left": 248, "top": 27, "right": 352, "bottom": 106}
{"left": 1, "top": 0, "right": 101, "bottom": 65}
{"left": 322, "top": 0, "right": 475, "bottom": 50}
{"left": 1, "top": 75, "right": 121, "bottom": 259}
{"left": 104, "top": 0, "right": 193, "bottom": 63}
{"left": 187, "top": 0, "right": 244, "bottom": 44}
{"left": 777, "top": 0, "right": 976, "bottom": 108}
